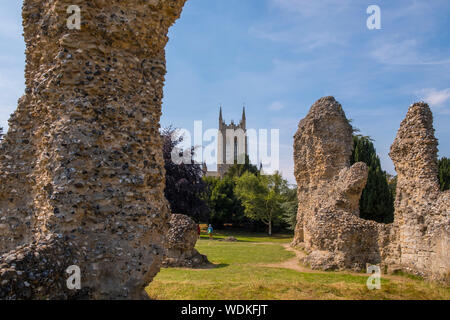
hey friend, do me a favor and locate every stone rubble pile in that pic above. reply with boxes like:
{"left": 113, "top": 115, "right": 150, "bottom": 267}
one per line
{"left": 162, "top": 214, "right": 209, "bottom": 268}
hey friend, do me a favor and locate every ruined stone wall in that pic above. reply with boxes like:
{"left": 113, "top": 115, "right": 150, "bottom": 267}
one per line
{"left": 390, "top": 103, "right": 450, "bottom": 281}
{"left": 292, "top": 97, "right": 393, "bottom": 271}
{"left": 0, "top": 0, "right": 187, "bottom": 299}
{"left": 293, "top": 97, "right": 449, "bottom": 281}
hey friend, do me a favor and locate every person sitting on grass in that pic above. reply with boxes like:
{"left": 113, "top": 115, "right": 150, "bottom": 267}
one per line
{"left": 207, "top": 224, "right": 213, "bottom": 239}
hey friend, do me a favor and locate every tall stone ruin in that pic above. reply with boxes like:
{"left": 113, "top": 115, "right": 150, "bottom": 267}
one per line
{"left": 390, "top": 103, "right": 449, "bottom": 280}
{"left": 292, "top": 97, "right": 392, "bottom": 271}
{"left": 0, "top": 0, "right": 187, "bottom": 299}
{"left": 293, "top": 97, "right": 449, "bottom": 282}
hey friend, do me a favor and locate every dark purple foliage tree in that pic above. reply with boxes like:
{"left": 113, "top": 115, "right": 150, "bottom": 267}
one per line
{"left": 161, "top": 126, "right": 209, "bottom": 222}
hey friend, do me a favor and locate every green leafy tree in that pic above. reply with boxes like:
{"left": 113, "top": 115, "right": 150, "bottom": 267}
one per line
{"left": 281, "top": 186, "right": 298, "bottom": 231}
{"left": 225, "top": 154, "right": 259, "bottom": 178}
{"left": 350, "top": 135, "right": 394, "bottom": 223}
{"left": 201, "top": 155, "right": 261, "bottom": 228}
{"left": 202, "top": 176, "right": 245, "bottom": 227}
{"left": 438, "top": 157, "right": 450, "bottom": 191}
{"left": 235, "top": 172, "right": 289, "bottom": 235}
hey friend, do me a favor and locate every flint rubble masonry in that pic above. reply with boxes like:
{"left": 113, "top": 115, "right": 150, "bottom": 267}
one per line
{"left": 390, "top": 103, "right": 450, "bottom": 281}
{"left": 293, "top": 97, "right": 449, "bottom": 282}
{"left": 0, "top": 0, "right": 187, "bottom": 299}
{"left": 162, "top": 214, "right": 209, "bottom": 268}
{"left": 0, "top": 0, "right": 448, "bottom": 300}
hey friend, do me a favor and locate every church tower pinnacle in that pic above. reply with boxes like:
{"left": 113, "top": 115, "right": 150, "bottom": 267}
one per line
{"left": 241, "top": 106, "right": 246, "bottom": 129}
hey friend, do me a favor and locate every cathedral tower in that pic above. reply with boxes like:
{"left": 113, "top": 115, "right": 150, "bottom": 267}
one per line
{"left": 217, "top": 107, "right": 248, "bottom": 177}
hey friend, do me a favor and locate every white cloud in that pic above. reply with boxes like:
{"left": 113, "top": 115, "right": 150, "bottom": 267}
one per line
{"left": 370, "top": 39, "right": 450, "bottom": 66}
{"left": 419, "top": 88, "right": 450, "bottom": 108}
{"left": 268, "top": 101, "right": 284, "bottom": 111}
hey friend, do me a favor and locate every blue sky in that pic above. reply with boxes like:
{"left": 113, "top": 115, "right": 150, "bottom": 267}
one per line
{"left": 1, "top": 1, "right": 450, "bottom": 184}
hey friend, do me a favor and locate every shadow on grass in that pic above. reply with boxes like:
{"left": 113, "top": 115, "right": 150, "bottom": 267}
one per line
{"left": 199, "top": 234, "right": 293, "bottom": 243}
{"left": 392, "top": 270, "right": 424, "bottom": 281}
{"left": 199, "top": 236, "right": 251, "bottom": 243}
{"left": 192, "top": 263, "right": 229, "bottom": 270}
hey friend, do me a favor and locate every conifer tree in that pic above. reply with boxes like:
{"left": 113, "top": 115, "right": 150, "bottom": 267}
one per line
{"left": 350, "top": 135, "right": 394, "bottom": 223}
{"left": 438, "top": 157, "right": 450, "bottom": 191}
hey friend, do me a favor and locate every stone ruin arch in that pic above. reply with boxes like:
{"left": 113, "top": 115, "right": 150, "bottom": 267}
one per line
{"left": 292, "top": 97, "right": 449, "bottom": 282}
{"left": 0, "top": 0, "right": 448, "bottom": 300}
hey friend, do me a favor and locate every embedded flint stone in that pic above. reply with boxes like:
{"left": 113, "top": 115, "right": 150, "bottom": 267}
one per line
{"left": 0, "top": 0, "right": 188, "bottom": 299}
{"left": 292, "top": 97, "right": 390, "bottom": 271}
{"left": 390, "top": 102, "right": 449, "bottom": 281}
{"left": 162, "top": 214, "right": 209, "bottom": 268}
{"left": 293, "top": 98, "right": 449, "bottom": 282}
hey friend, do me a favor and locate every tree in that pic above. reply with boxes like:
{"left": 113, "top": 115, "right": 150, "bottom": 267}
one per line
{"left": 202, "top": 176, "right": 245, "bottom": 227}
{"left": 350, "top": 135, "right": 394, "bottom": 223}
{"left": 386, "top": 174, "right": 397, "bottom": 202}
{"left": 438, "top": 157, "right": 450, "bottom": 191}
{"left": 201, "top": 156, "right": 259, "bottom": 229}
{"left": 235, "top": 172, "right": 289, "bottom": 235}
{"left": 161, "top": 126, "right": 209, "bottom": 222}
{"left": 225, "top": 154, "right": 259, "bottom": 178}
{"left": 281, "top": 186, "right": 298, "bottom": 231}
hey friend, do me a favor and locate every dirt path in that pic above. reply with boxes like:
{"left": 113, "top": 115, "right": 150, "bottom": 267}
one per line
{"left": 205, "top": 240, "right": 416, "bottom": 283}
{"left": 262, "top": 243, "right": 312, "bottom": 273}
{"left": 260, "top": 243, "right": 411, "bottom": 282}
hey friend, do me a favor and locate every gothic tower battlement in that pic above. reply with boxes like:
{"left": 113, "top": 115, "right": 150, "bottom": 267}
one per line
{"left": 216, "top": 107, "right": 248, "bottom": 177}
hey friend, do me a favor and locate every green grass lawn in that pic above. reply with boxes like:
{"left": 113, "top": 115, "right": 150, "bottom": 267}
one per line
{"left": 146, "top": 232, "right": 450, "bottom": 300}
